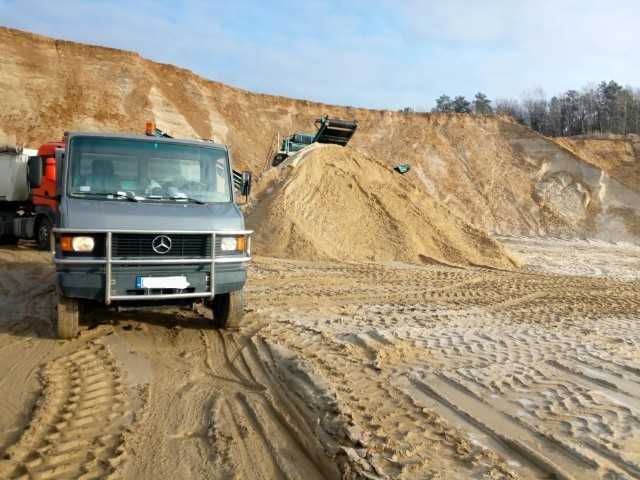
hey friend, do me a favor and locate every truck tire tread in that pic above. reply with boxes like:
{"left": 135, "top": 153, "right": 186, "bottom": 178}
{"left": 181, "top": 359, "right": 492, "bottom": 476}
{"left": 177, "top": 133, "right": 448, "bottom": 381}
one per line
{"left": 36, "top": 217, "right": 52, "bottom": 250}
{"left": 56, "top": 296, "right": 80, "bottom": 339}
{"left": 211, "top": 290, "right": 244, "bottom": 330}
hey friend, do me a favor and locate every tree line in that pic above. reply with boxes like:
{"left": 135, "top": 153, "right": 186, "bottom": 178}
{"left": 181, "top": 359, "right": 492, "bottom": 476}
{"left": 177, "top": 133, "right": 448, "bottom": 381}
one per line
{"left": 401, "top": 81, "right": 640, "bottom": 137}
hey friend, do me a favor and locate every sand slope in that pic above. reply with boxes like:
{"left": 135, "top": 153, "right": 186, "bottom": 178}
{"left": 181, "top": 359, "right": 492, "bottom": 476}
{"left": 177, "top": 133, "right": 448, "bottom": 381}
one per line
{"left": 247, "top": 145, "right": 518, "bottom": 269}
{"left": 554, "top": 135, "right": 640, "bottom": 190}
{"left": 1, "top": 27, "right": 640, "bottom": 242}
{"left": 363, "top": 116, "right": 640, "bottom": 242}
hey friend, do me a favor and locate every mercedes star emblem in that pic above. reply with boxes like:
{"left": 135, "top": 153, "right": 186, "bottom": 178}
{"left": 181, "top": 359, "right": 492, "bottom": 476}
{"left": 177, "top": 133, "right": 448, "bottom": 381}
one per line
{"left": 152, "top": 235, "right": 172, "bottom": 254}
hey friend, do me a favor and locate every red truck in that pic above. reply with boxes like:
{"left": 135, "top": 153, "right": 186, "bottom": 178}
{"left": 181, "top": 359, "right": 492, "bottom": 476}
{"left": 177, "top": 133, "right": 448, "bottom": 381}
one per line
{"left": 0, "top": 141, "right": 63, "bottom": 249}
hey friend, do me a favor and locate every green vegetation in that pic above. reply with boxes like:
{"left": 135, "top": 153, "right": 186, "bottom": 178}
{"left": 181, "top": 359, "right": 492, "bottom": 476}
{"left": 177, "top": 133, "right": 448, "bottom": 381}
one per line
{"left": 403, "top": 81, "right": 640, "bottom": 137}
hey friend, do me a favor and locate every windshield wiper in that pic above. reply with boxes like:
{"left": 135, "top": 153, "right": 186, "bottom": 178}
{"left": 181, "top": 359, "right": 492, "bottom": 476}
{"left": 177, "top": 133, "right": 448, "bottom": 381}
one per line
{"left": 72, "top": 191, "right": 140, "bottom": 202}
{"left": 168, "top": 195, "right": 206, "bottom": 204}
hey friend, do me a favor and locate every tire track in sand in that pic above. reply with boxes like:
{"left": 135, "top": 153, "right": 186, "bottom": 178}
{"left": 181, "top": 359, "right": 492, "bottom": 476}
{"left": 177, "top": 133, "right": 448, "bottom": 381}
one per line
{"left": 407, "top": 373, "right": 597, "bottom": 480}
{"left": 0, "top": 342, "right": 130, "bottom": 480}
{"left": 265, "top": 322, "right": 522, "bottom": 478}
{"left": 198, "top": 330, "right": 339, "bottom": 480}
{"left": 249, "top": 256, "right": 640, "bottom": 478}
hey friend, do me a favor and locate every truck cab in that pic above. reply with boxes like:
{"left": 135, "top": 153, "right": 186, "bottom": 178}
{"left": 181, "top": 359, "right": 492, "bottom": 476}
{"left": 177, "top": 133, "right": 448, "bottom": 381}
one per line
{"left": 0, "top": 142, "right": 61, "bottom": 249}
{"left": 32, "top": 141, "right": 63, "bottom": 248}
{"left": 50, "top": 132, "right": 252, "bottom": 338}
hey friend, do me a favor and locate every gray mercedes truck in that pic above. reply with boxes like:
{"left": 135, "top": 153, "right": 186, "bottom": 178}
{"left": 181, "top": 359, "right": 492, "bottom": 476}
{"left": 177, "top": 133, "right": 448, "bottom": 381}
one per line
{"left": 46, "top": 131, "right": 252, "bottom": 339}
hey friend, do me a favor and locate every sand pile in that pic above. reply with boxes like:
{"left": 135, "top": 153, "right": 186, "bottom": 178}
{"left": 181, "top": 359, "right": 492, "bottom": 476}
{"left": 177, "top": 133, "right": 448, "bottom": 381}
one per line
{"left": 247, "top": 145, "right": 519, "bottom": 269}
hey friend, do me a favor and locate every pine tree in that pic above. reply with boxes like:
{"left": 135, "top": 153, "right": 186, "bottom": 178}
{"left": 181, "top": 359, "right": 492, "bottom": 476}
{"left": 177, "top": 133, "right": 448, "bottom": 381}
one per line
{"left": 432, "top": 95, "right": 453, "bottom": 112}
{"left": 473, "top": 92, "right": 493, "bottom": 114}
{"left": 452, "top": 96, "right": 472, "bottom": 113}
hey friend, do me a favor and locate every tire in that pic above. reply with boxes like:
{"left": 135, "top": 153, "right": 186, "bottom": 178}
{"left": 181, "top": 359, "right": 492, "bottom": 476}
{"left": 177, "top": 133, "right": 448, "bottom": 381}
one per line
{"left": 210, "top": 290, "right": 245, "bottom": 330}
{"left": 36, "top": 217, "right": 52, "bottom": 250}
{"left": 56, "top": 296, "right": 80, "bottom": 339}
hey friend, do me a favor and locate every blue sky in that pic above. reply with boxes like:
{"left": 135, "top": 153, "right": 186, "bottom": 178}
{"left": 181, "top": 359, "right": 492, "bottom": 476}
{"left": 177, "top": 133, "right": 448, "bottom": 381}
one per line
{"left": 1, "top": 0, "right": 639, "bottom": 109}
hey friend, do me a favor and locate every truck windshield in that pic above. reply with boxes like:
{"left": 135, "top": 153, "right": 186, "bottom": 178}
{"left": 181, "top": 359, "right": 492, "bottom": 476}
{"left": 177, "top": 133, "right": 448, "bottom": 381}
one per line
{"left": 68, "top": 137, "right": 231, "bottom": 203}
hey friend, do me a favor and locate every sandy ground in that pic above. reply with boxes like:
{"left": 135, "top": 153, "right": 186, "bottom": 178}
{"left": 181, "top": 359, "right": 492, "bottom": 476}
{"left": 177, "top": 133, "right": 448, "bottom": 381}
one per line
{"left": 500, "top": 236, "right": 640, "bottom": 281}
{"left": 0, "top": 239, "right": 639, "bottom": 479}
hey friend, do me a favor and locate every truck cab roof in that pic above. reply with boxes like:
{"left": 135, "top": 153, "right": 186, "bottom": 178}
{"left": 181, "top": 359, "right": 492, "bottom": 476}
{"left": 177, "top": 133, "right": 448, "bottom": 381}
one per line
{"left": 65, "top": 132, "right": 229, "bottom": 151}
{"left": 38, "top": 141, "right": 65, "bottom": 156}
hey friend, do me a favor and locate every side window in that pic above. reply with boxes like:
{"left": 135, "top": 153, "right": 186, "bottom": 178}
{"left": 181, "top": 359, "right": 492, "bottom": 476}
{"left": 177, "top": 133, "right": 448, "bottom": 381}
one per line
{"left": 215, "top": 158, "right": 228, "bottom": 194}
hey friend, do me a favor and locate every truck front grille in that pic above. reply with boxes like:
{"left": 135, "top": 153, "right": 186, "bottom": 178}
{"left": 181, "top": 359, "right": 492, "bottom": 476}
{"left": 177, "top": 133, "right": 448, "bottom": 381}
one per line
{"left": 112, "top": 234, "right": 212, "bottom": 258}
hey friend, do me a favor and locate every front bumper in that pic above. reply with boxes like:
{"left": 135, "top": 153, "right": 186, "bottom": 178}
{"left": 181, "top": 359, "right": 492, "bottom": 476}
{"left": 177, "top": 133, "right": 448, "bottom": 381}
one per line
{"left": 53, "top": 228, "right": 251, "bottom": 304}
{"left": 56, "top": 263, "right": 247, "bottom": 301}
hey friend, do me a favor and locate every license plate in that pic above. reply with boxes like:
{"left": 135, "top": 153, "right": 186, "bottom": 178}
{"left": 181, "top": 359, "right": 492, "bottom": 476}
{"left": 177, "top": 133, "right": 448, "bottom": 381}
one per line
{"left": 135, "top": 275, "right": 190, "bottom": 290}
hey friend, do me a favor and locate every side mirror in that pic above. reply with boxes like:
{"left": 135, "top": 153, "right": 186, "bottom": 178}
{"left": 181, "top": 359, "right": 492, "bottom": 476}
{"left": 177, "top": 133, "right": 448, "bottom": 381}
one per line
{"left": 55, "top": 148, "right": 65, "bottom": 195}
{"left": 27, "top": 156, "right": 43, "bottom": 188}
{"left": 241, "top": 170, "right": 252, "bottom": 197}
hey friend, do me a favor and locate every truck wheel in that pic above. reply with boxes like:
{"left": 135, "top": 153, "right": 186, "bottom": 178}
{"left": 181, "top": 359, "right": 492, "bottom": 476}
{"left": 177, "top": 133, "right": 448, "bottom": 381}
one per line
{"left": 36, "top": 217, "right": 52, "bottom": 250}
{"left": 56, "top": 296, "right": 80, "bottom": 339}
{"left": 210, "top": 290, "right": 245, "bottom": 330}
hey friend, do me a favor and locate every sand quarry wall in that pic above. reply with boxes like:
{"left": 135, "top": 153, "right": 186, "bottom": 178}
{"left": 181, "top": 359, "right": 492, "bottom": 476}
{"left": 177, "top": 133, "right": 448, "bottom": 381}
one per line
{"left": 1, "top": 27, "right": 639, "bottom": 243}
{"left": 551, "top": 136, "right": 640, "bottom": 240}
{"left": 554, "top": 135, "right": 640, "bottom": 189}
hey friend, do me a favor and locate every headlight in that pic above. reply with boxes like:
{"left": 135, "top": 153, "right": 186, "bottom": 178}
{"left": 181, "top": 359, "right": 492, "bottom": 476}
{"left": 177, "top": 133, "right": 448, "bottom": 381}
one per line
{"left": 220, "top": 236, "right": 247, "bottom": 252}
{"left": 71, "top": 236, "right": 95, "bottom": 252}
{"left": 220, "top": 236, "right": 238, "bottom": 251}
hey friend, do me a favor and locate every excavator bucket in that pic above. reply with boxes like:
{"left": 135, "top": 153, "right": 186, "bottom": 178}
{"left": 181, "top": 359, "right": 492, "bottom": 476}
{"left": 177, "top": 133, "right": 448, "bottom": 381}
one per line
{"left": 271, "top": 116, "right": 358, "bottom": 167}
{"left": 312, "top": 116, "right": 358, "bottom": 146}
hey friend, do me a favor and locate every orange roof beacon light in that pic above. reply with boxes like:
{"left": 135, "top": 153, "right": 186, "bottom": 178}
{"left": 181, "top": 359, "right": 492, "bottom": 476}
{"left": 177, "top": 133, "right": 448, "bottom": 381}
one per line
{"left": 145, "top": 121, "right": 155, "bottom": 136}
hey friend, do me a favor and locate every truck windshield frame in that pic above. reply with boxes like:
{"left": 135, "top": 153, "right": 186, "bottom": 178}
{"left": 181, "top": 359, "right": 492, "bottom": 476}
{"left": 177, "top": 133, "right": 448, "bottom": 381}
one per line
{"left": 67, "top": 136, "right": 233, "bottom": 204}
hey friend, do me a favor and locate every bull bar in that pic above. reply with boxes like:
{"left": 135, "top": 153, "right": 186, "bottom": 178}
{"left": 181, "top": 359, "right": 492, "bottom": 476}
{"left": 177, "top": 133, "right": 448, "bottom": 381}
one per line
{"left": 52, "top": 228, "right": 252, "bottom": 305}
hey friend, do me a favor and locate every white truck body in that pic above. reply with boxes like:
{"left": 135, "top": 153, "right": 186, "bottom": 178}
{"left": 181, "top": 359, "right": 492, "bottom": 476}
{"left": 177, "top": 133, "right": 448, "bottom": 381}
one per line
{"left": 0, "top": 146, "right": 38, "bottom": 203}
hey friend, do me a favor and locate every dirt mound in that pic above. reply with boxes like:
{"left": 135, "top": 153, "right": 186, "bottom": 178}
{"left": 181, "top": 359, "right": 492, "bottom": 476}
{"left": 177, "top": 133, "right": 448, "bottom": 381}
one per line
{"left": 247, "top": 145, "right": 518, "bottom": 269}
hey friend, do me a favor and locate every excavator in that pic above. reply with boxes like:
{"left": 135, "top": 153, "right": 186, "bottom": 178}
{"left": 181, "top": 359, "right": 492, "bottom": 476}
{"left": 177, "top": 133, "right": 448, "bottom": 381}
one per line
{"left": 272, "top": 115, "right": 358, "bottom": 166}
